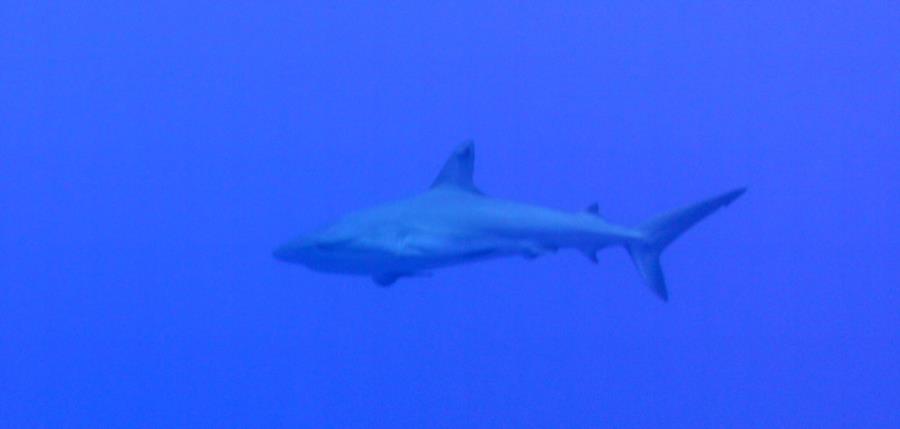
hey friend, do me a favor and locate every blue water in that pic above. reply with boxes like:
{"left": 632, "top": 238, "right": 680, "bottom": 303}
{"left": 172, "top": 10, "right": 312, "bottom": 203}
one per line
{"left": 3, "top": 3, "right": 898, "bottom": 427}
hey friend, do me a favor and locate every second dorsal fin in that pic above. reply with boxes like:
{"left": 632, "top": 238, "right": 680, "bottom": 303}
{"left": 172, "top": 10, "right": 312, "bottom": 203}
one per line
{"left": 430, "top": 140, "right": 480, "bottom": 193}
{"left": 584, "top": 202, "right": 611, "bottom": 222}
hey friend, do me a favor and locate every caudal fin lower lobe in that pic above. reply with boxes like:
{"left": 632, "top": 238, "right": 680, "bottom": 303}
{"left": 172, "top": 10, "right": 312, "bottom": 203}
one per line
{"left": 627, "top": 188, "right": 746, "bottom": 301}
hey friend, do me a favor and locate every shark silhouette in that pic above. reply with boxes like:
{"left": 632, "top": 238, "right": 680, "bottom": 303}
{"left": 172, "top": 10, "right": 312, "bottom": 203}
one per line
{"left": 274, "top": 141, "right": 745, "bottom": 301}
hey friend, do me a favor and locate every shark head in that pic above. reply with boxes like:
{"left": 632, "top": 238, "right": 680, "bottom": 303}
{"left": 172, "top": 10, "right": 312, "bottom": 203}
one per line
{"left": 272, "top": 212, "right": 413, "bottom": 275}
{"left": 273, "top": 140, "right": 482, "bottom": 280}
{"left": 273, "top": 221, "right": 363, "bottom": 270}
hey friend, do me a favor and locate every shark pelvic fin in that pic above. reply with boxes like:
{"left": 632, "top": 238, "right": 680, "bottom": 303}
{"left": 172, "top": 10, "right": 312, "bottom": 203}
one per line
{"left": 580, "top": 247, "right": 599, "bottom": 264}
{"left": 431, "top": 140, "right": 480, "bottom": 193}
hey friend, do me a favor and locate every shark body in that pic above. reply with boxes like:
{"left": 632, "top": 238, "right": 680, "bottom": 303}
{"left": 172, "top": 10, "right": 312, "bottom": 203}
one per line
{"left": 274, "top": 142, "right": 744, "bottom": 301}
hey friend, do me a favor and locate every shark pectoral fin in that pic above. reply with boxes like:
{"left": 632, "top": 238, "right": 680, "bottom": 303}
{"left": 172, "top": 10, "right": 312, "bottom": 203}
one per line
{"left": 373, "top": 271, "right": 433, "bottom": 287}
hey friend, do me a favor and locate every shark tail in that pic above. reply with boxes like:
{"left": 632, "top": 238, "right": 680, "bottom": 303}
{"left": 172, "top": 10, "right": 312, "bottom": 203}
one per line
{"left": 626, "top": 188, "right": 746, "bottom": 301}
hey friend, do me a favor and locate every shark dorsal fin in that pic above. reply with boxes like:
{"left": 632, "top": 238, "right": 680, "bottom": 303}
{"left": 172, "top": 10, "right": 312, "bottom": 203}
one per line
{"left": 431, "top": 140, "right": 480, "bottom": 193}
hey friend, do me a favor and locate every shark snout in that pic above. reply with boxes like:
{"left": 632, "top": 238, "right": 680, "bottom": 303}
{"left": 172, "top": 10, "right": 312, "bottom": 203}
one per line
{"left": 272, "top": 244, "right": 297, "bottom": 262}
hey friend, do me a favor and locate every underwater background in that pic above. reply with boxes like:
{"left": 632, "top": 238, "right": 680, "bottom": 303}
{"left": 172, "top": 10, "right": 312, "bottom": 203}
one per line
{"left": 2, "top": 2, "right": 898, "bottom": 427}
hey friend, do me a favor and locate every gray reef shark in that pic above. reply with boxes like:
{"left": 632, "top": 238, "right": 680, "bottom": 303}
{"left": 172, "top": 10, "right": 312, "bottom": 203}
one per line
{"left": 274, "top": 141, "right": 745, "bottom": 301}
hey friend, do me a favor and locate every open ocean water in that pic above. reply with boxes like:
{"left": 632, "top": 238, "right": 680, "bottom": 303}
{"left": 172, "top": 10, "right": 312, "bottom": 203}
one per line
{"left": 2, "top": 3, "right": 898, "bottom": 428}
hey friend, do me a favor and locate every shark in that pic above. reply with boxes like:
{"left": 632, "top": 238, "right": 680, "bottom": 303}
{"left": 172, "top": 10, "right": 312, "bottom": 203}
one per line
{"left": 273, "top": 141, "right": 745, "bottom": 301}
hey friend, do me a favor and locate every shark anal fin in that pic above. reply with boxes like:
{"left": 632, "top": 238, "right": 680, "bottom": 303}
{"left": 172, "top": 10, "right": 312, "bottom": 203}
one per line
{"left": 373, "top": 274, "right": 399, "bottom": 287}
